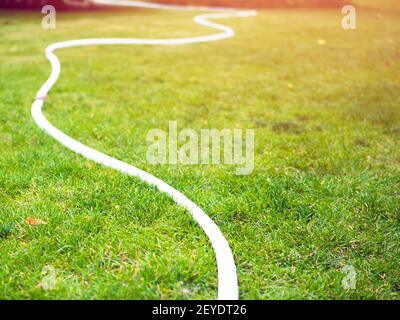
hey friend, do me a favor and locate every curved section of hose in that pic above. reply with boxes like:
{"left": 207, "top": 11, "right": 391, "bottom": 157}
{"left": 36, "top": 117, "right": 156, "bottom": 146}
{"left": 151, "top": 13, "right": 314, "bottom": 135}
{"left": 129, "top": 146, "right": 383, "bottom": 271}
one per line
{"left": 31, "top": 0, "right": 257, "bottom": 300}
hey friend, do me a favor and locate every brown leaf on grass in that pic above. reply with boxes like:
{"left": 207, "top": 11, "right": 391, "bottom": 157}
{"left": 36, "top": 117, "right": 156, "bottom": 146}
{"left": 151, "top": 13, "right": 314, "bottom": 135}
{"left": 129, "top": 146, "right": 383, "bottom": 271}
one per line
{"left": 26, "top": 217, "right": 47, "bottom": 226}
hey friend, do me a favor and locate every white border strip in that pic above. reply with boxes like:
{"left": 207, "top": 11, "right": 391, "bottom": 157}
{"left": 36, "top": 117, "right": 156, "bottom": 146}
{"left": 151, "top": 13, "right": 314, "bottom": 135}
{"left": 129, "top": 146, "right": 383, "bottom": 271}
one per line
{"left": 32, "top": 0, "right": 257, "bottom": 300}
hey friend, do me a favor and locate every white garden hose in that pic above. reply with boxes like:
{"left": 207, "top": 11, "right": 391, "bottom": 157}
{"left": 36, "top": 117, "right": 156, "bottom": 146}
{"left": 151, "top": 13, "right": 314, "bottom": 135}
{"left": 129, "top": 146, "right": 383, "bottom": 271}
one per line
{"left": 31, "top": 0, "right": 257, "bottom": 300}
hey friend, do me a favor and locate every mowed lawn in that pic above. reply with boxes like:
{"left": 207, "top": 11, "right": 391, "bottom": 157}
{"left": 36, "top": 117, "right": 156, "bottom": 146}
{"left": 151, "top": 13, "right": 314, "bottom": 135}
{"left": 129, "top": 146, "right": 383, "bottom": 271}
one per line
{"left": 0, "top": 1, "right": 399, "bottom": 299}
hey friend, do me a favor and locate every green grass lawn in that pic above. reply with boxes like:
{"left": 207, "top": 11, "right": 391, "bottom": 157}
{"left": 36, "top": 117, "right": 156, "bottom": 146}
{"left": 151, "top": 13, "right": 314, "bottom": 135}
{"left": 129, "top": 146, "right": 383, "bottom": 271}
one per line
{"left": 0, "top": 1, "right": 399, "bottom": 299}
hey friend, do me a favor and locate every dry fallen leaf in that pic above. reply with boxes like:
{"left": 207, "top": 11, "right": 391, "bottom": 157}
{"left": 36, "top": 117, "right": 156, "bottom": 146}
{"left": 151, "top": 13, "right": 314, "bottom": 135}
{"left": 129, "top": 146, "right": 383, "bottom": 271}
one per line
{"left": 26, "top": 217, "right": 47, "bottom": 226}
